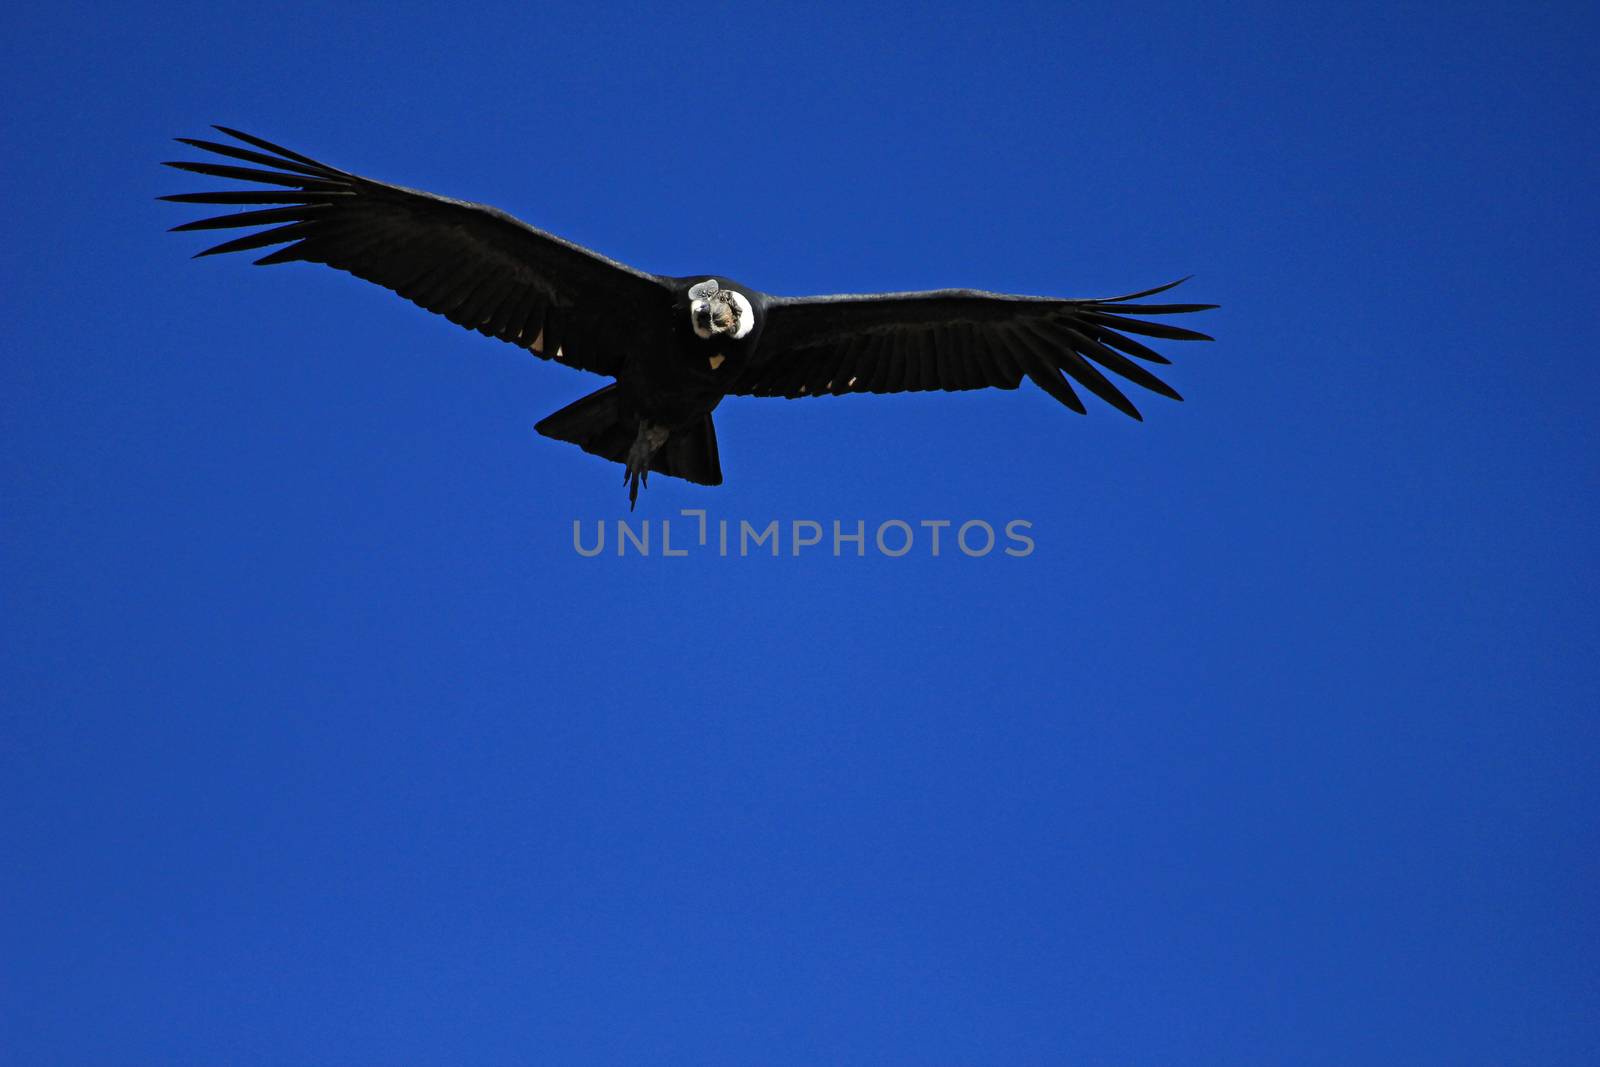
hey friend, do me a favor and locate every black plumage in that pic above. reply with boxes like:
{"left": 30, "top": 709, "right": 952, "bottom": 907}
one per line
{"left": 163, "top": 127, "right": 1217, "bottom": 507}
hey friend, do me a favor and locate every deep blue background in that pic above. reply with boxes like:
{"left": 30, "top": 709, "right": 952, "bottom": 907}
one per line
{"left": 4, "top": 2, "right": 1597, "bottom": 1062}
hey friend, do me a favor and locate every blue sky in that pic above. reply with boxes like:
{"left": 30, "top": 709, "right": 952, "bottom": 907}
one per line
{"left": 3, "top": 1, "right": 1597, "bottom": 1062}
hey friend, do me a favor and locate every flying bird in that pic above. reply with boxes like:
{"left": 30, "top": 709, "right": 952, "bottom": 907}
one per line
{"left": 163, "top": 127, "right": 1217, "bottom": 507}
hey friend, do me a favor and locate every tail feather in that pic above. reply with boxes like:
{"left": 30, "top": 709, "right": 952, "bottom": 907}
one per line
{"left": 535, "top": 385, "right": 723, "bottom": 488}
{"left": 655, "top": 413, "right": 722, "bottom": 485}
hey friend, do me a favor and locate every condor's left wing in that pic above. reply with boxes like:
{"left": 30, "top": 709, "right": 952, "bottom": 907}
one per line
{"left": 735, "top": 280, "right": 1216, "bottom": 419}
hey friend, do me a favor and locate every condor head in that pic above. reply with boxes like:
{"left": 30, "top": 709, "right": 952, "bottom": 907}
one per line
{"left": 687, "top": 278, "right": 755, "bottom": 342}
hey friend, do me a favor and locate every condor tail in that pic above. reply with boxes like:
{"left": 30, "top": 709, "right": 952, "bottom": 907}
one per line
{"left": 534, "top": 385, "right": 723, "bottom": 496}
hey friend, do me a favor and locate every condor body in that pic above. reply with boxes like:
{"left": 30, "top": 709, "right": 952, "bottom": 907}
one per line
{"left": 163, "top": 128, "right": 1217, "bottom": 507}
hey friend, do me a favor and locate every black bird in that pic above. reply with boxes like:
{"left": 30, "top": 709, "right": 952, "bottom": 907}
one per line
{"left": 163, "top": 128, "right": 1217, "bottom": 507}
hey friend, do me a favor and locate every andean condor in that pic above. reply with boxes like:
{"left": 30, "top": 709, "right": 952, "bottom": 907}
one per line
{"left": 163, "top": 127, "right": 1217, "bottom": 507}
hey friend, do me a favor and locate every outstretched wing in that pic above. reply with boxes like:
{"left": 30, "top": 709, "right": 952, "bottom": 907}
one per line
{"left": 736, "top": 280, "right": 1216, "bottom": 419}
{"left": 162, "top": 126, "right": 673, "bottom": 377}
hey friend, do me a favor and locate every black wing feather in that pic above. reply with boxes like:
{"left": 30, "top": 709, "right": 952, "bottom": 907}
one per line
{"left": 735, "top": 283, "right": 1216, "bottom": 417}
{"left": 163, "top": 127, "right": 671, "bottom": 377}
{"left": 169, "top": 204, "right": 317, "bottom": 232}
